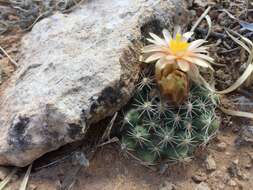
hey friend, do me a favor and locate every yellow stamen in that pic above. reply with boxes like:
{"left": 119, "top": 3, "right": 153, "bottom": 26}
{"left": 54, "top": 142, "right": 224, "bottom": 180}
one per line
{"left": 169, "top": 33, "right": 189, "bottom": 54}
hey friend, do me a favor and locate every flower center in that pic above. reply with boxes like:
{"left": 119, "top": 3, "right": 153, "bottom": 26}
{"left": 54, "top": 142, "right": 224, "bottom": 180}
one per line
{"left": 169, "top": 33, "right": 189, "bottom": 54}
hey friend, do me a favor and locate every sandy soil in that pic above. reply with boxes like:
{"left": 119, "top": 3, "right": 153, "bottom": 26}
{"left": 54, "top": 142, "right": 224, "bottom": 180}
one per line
{"left": 3, "top": 123, "right": 252, "bottom": 190}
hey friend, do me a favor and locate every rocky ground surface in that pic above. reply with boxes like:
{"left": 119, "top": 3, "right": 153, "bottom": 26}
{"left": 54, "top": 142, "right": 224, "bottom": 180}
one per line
{"left": 1, "top": 123, "right": 252, "bottom": 190}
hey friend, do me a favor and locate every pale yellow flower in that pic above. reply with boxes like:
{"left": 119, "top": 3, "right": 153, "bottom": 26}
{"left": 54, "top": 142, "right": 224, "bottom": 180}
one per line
{"left": 142, "top": 27, "right": 214, "bottom": 72}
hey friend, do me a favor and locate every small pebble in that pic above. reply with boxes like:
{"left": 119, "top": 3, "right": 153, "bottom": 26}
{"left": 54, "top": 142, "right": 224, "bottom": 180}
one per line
{"left": 228, "top": 179, "right": 237, "bottom": 187}
{"left": 237, "top": 170, "right": 249, "bottom": 181}
{"left": 205, "top": 155, "right": 216, "bottom": 171}
{"left": 195, "top": 182, "right": 211, "bottom": 190}
{"left": 216, "top": 142, "right": 227, "bottom": 152}
{"left": 218, "top": 183, "right": 225, "bottom": 189}
{"left": 233, "top": 159, "right": 239, "bottom": 165}
{"left": 243, "top": 154, "right": 252, "bottom": 169}
{"left": 225, "top": 152, "right": 230, "bottom": 156}
{"left": 192, "top": 171, "right": 207, "bottom": 183}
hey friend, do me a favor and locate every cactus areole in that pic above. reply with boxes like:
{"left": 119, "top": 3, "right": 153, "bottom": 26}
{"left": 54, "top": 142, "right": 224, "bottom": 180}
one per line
{"left": 120, "top": 69, "right": 220, "bottom": 164}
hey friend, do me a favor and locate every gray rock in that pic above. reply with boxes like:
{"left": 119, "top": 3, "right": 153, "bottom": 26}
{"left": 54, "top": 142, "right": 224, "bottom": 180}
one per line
{"left": 235, "top": 126, "right": 253, "bottom": 146}
{"left": 195, "top": 182, "right": 210, "bottom": 190}
{"left": 0, "top": 0, "right": 189, "bottom": 166}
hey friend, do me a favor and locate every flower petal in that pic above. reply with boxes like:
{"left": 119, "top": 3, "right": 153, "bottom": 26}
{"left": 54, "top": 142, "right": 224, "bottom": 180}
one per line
{"left": 188, "top": 39, "right": 207, "bottom": 50}
{"left": 162, "top": 29, "right": 172, "bottom": 43}
{"left": 149, "top": 33, "right": 167, "bottom": 46}
{"left": 155, "top": 59, "right": 167, "bottom": 80}
{"left": 190, "top": 46, "right": 209, "bottom": 53}
{"left": 183, "top": 32, "right": 194, "bottom": 41}
{"left": 193, "top": 53, "right": 214, "bottom": 62}
{"left": 177, "top": 59, "right": 190, "bottom": 72}
{"left": 184, "top": 57, "right": 213, "bottom": 69}
{"left": 194, "top": 59, "right": 213, "bottom": 69}
{"left": 142, "top": 45, "right": 165, "bottom": 53}
{"left": 187, "top": 64, "right": 202, "bottom": 85}
{"left": 173, "top": 25, "right": 182, "bottom": 38}
{"left": 147, "top": 38, "right": 160, "bottom": 45}
{"left": 144, "top": 53, "right": 166, "bottom": 62}
{"left": 155, "top": 58, "right": 175, "bottom": 80}
{"left": 166, "top": 55, "right": 176, "bottom": 61}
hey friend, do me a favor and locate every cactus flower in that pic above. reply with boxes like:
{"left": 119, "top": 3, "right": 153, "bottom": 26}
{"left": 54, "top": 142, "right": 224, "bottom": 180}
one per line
{"left": 142, "top": 27, "right": 214, "bottom": 72}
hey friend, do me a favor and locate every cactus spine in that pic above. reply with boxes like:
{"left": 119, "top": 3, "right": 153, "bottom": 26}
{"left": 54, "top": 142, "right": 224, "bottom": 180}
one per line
{"left": 120, "top": 72, "right": 220, "bottom": 164}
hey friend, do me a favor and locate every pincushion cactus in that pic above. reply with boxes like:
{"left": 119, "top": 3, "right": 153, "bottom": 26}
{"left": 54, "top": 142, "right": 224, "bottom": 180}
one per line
{"left": 120, "top": 73, "right": 220, "bottom": 164}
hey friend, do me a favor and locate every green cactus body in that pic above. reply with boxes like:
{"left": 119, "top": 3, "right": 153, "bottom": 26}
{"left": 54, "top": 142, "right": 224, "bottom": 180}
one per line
{"left": 120, "top": 73, "right": 220, "bottom": 165}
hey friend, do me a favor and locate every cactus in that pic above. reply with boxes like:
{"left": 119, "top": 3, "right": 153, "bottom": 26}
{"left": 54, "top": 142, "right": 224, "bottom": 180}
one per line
{"left": 120, "top": 72, "right": 220, "bottom": 165}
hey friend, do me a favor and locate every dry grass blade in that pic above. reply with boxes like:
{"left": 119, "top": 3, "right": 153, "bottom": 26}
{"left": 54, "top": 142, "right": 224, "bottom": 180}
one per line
{"left": 0, "top": 46, "right": 18, "bottom": 68}
{"left": 227, "top": 30, "right": 253, "bottom": 87}
{"left": 215, "top": 31, "right": 253, "bottom": 118}
{"left": 203, "top": 65, "right": 253, "bottom": 93}
{"left": 225, "top": 31, "right": 251, "bottom": 54}
{"left": 220, "top": 9, "right": 238, "bottom": 20}
{"left": 124, "top": 150, "right": 157, "bottom": 169}
{"left": 34, "top": 154, "right": 72, "bottom": 171}
{"left": 101, "top": 112, "right": 118, "bottom": 142}
{"left": 19, "top": 164, "right": 32, "bottom": 190}
{"left": 204, "top": 15, "right": 212, "bottom": 40}
{"left": 189, "top": 66, "right": 215, "bottom": 92}
{"left": 193, "top": 30, "right": 253, "bottom": 117}
{"left": 227, "top": 29, "right": 253, "bottom": 48}
{"left": 191, "top": 6, "right": 211, "bottom": 33}
{"left": 60, "top": 112, "right": 118, "bottom": 190}
{"left": 98, "top": 137, "right": 119, "bottom": 147}
{"left": 239, "top": 34, "right": 253, "bottom": 47}
{"left": 219, "top": 31, "right": 253, "bottom": 91}
{"left": 216, "top": 64, "right": 253, "bottom": 94}
{"left": 0, "top": 167, "right": 18, "bottom": 190}
{"left": 23, "top": 13, "right": 46, "bottom": 31}
{"left": 199, "top": 31, "right": 253, "bottom": 94}
{"left": 219, "top": 107, "right": 253, "bottom": 119}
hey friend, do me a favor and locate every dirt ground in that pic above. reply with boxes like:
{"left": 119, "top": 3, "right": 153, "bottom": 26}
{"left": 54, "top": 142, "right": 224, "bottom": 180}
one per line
{"left": 4, "top": 122, "right": 253, "bottom": 190}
